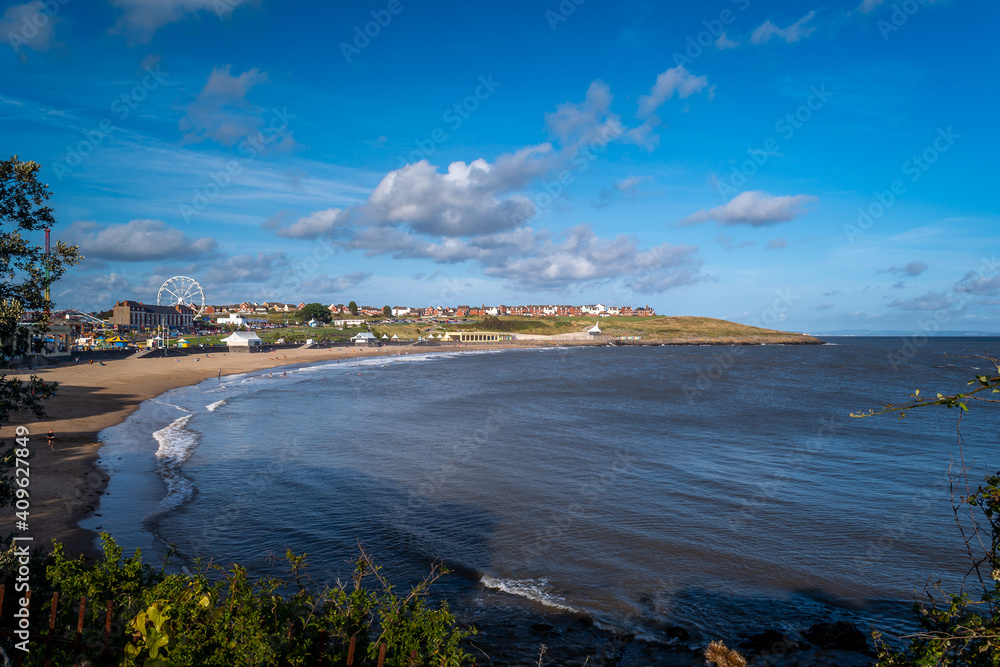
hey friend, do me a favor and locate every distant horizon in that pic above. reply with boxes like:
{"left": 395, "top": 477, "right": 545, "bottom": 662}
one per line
{"left": 5, "top": 1, "right": 997, "bottom": 333}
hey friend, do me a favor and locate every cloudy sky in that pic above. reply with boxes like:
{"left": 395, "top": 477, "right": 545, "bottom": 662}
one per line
{"left": 3, "top": 0, "right": 997, "bottom": 332}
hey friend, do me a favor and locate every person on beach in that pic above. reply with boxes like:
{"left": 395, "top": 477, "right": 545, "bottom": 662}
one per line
{"left": 47, "top": 429, "right": 54, "bottom": 450}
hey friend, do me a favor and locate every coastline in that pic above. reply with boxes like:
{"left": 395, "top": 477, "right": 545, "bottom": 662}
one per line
{"left": 1, "top": 343, "right": 513, "bottom": 559}
{"left": 0, "top": 333, "right": 822, "bottom": 560}
{"left": 0, "top": 337, "right": 894, "bottom": 664}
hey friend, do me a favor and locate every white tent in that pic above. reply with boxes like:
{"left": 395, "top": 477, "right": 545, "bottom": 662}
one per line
{"left": 391, "top": 334, "right": 399, "bottom": 340}
{"left": 222, "top": 331, "right": 263, "bottom": 348}
{"left": 381, "top": 334, "right": 389, "bottom": 339}
{"left": 588, "top": 323, "right": 602, "bottom": 335}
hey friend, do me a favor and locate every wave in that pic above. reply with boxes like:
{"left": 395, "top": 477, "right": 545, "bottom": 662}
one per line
{"left": 147, "top": 414, "right": 200, "bottom": 520}
{"left": 206, "top": 399, "right": 226, "bottom": 412}
{"left": 479, "top": 575, "right": 581, "bottom": 614}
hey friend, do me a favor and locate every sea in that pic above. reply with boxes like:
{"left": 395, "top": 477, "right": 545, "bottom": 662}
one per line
{"left": 81, "top": 337, "right": 1000, "bottom": 648}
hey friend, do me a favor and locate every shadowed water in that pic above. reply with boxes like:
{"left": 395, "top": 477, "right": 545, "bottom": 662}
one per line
{"left": 84, "top": 338, "right": 1000, "bottom": 645}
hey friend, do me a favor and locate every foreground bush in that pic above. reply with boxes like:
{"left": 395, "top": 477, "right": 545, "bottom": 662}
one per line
{"left": 0, "top": 534, "right": 474, "bottom": 666}
{"left": 857, "top": 361, "right": 1000, "bottom": 665}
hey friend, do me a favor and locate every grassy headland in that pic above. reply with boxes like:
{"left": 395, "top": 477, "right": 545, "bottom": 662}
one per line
{"left": 443, "top": 315, "right": 823, "bottom": 344}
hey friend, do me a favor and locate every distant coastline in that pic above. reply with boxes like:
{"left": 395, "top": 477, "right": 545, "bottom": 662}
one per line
{"left": 4, "top": 317, "right": 823, "bottom": 560}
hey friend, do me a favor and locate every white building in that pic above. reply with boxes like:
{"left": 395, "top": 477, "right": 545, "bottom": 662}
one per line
{"left": 333, "top": 318, "right": 366, "bottom": 328}
{"left": 391, "top": 306, "right": 412, "bottom": 316}
{"left": 581, "top": 304, "right": 607, "bottom": 315}
{"left": 222, "top": 331, "right": 263, "bottom": 350}
{"left": 351, "top": 332, "right": 377, "bottom": 347}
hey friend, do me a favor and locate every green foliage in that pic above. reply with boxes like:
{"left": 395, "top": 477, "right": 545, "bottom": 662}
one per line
{"left": 47, "top": 532, "right": 164, "bottom": 606}
{"left": 0, "top": 156, "right": 81, "bottom": 428}
{"left": 383, "top": 305, "right": 392, "bottom": 318}
{"left": 863, "top": 358, "right": 1000, "bottom": 666}
{"left": 348, "top": 300, "right": 358, "bottom": 316}
{"left": 298, "top": 302, "right": 332, "bottom": 324}
{"left": 5, "top": 535, "right": 475, "bottom": 666}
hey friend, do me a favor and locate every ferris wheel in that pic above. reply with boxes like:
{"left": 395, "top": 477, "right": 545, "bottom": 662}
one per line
{"left": 157, "top": 276, "right": 206, "bottom": 315}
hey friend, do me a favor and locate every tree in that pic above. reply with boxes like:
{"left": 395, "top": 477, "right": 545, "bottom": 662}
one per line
{"left": 348, "top": 300, "right": 358, "bottom": 316}
{"left": 383, "top": 305, "right": 392, "bottom": 318}
{"left": 856, "top": 358, "right": 1000, "bottom": 665}
{"left": 0, "top": 157, "right": 80, "bottom": 426}
{"left": 298, "top": 302, "right": 331, "bottom": 324}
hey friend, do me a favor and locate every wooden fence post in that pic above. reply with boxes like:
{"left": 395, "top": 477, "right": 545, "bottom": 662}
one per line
{"left": 347, "top": 635, "right": 356, "bottom": 666}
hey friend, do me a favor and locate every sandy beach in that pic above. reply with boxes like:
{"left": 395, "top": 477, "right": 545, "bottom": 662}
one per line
{"left": 1, "top": 343, "right": 506, "bottom": 559}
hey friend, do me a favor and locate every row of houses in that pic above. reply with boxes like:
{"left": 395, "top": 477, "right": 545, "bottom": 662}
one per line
{"left": 200, "top": 301, "right": 657, "bottom": 319}
{"left": 392, "top": 304, "right": 656, "bottom": 318}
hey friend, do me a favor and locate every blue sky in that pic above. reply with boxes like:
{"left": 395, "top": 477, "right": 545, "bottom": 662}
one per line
{"left": 2, "top": 0, "right": 997, "bottom": 332}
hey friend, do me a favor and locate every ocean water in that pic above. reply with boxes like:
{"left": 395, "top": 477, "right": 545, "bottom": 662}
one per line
{"left": 83, "top": 338, "right": 1000, "bottom": 645}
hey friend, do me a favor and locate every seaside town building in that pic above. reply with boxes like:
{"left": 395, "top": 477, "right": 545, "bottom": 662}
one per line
{"left": 110, "top": 301, "right": 195, "bottom": 329}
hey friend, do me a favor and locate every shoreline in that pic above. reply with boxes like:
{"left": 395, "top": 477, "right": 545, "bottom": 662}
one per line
{"left": 1, "top": 343, "right": 517, "bottom": 559}
{"left": 0, "top": 334, "right": 822, "bottom": 560}
{"left": 0, "top": 337, "right": 891, "bottom": 664}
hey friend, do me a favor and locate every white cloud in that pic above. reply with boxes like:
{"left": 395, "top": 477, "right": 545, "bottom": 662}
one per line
{"left": 544, "top": 80, "right": 630, "bottom": 155}
{"left": 1, "top": 2, "right": 62, "bottom": 62}
{"left": 766, "top": 238, "right": 788, "bottom": 250}
{"left": 715, "top": 31, "right": 740, "bottom": 50}
{"left": 682, "top": 191, "right": 817, "bottom": 227}
{"left": 205, "top": 252, "right": 288, "bottom": 283}
{"left": 179, "top": 65, "right": 295, "bottom": 148}
{"left": 637, "top": 66, "right": 710, "bottom": 119}
{"left": 270, "top": 81, "right": 706, "bottom": 294}
{"left": 751, "top": 11, "right": 818, "bottom": 45}
{"left": 108, "top": 0, "right": 256, "bottom": 43}
{"left": 296, "top": 271, "right": 372, "bottom": 295}
{"left": 954, "top": 272, "right": 1000, "bottom": 296}
{"left": 340, "top": 223, "right": 704, "bottom": 293}
{"left": 65, "top": 219, "right": 218, "bottom": 261}
{"left": 884, "top": 261, "right": 928, "bottom": 276}
{"left": 593, "top": 175, "right": 651, "bottom": 208}
{"left": 857, "top": 0, "right": 884, "bottom": 12}
{"left": 888, "top": 291, "right": 954, "bottom": 311}
{"left": 275, "top": 208, "right": 351, "bottom": 239}
{"left": 365, "top": 160, "right": 538, "bottom": 237}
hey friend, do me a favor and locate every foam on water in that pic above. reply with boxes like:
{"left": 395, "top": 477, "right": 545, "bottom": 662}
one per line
{"left": 149, "top": 413, "right": 199, "bottom": 518}
{"left": 206, "top": 399, "right": 226, "bottom": 412}
{"left": 480, "top": 575, "right": 581, "bottom": 614}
